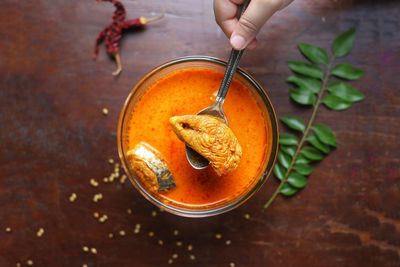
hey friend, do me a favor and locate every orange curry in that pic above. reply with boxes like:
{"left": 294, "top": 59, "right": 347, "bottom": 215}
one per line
{"left": 126, "top": 68, "right": 272, "bottom": 207}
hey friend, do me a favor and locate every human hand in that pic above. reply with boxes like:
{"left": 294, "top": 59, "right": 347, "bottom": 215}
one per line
{"left": 214, "top": 0, "right": 294, "bottom": 50}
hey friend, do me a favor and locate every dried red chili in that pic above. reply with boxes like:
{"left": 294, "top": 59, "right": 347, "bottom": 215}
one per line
{"left": 94, "top": 0, "right": 163, "bottom": 76}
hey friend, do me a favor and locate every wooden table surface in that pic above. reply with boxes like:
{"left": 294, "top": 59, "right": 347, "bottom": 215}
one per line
{"left": 1, "top": 0, "right": 399, "bottom": 266}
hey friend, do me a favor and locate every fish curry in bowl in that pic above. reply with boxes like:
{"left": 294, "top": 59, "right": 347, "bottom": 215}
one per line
{"left": 118, "top": 56, "right": 278, "bottom": 217}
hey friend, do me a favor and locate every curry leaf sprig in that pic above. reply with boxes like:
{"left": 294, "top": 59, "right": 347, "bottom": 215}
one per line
{"left": 264, "top": 28, "right": 365, "bottom": 209}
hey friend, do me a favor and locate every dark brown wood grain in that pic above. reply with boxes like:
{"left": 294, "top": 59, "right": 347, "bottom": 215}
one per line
{"left": 1, "top": 0, "right": 399, "bottom": 266}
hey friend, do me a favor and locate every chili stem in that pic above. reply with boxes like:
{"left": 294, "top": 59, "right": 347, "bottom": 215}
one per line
{"left": 263, "top": 56, "right": 335, "bottom": 209}
{"left": 112, "top": 53, "right": 122, "bottom": 76}
{"left": 141, "top": 12, "right": 165, "bottom": 24}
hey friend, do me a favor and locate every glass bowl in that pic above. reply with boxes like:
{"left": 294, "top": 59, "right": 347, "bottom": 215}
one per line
{"left": 117, "top": 56, "right": 279, "bottom": 217}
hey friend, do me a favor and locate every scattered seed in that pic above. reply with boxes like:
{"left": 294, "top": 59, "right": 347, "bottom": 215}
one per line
{"left": 102, "top": 108, "right": 109, "bottom": 115}
{"left": 168, "top": 259, "right": 173, "bottom": 264}
{"left": 83, "top": 264, "right": 88, "bottom": 267}
{"left": 229, "top": 262, "right": 236, "bottom": 267}
{"left": 93, "top": 193, "right": 103, "bottom": 203}
{"left": 27, "top": 260, "right": 34, "bottom": 266}
{"left": 5, "top": 227, "right": 11, "bottom": 233}
{"left": 103, "top": 177, "right": 109, "bottom": 183}
{"left": 99, "top": 214, "right": 108, "bottom": 223}
{"left": 173, "top": 230, "right": 179, "bottom": 236}
{"left": 16, "top": 263, "right": 21, "bottom": 267}
{"left": 36, "top": 228, "right": 44, "bottom": 237}
{"left": 225, "top": 240, "right": 232, "bottom": 245}
{"left": 172, "top": 253, "right": 178, "bottom": 259}
{"left": 108, "top": 158, "right": 114, "bottom": 164}
{"left": 189, "top": 254, "right": 196, "bottom": 261}
{"left": 127, "top": 209, "right": 132, "bottom": 214}
{"left": 69, "top": 193, "right": 77, "bottom": 202}
{"left": 90, "top": 178, "right": 99, "bottom": 187}
{"left": 120, "top": 174, "right": 127, "bottom": 184}
{"left": 244, "top": 213, "right": 251, "bottom": 220}
{"left": 82, "top": 246, "right": 89, "bottom": 252}
{"left": 108, "top": 233, "right": 114, "bottom": 238}
{"left": 119, "top": 230, "right": 126, "bottom": 236}
{"left": 148, "top": 231, "right": 154, "bottom": 237}
{"left": 215, "top": 233, "right": 222, "bottom": 239}
{"left": 158, "top": 239, "right": 164, "bottom": 245}
{"left": 151, "top": 210, "right": 157, "bottom": 217}
{"left": 176, "top": 241, "right": 182, "bottom": 247}
{"left": 134, "top": 223, "right": 141, "bottom": 234}
{"left": 90, "top": 247, "right": 97, "bottom": 254}
{"left": 93, "top": 212, "right": 99, "bottom": 218}
{"left": 187, "top": 244, "right": 193, "bottom": 251}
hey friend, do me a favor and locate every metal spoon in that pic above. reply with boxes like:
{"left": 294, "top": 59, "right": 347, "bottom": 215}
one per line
{"left": 186, "top": 1, "right": 250, "bottom": 169}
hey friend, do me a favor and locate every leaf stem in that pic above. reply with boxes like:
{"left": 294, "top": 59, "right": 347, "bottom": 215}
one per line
{"left": 263, "top": 57, "right": 335, "bottom": 209}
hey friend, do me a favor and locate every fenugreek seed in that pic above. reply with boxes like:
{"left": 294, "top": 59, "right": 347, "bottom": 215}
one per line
{"left": 90, "top": 247, "right": 97, "bottom": 254}
{"left": 16, "top": 263, "right": 21, "bottom": 267}
{"left": 99, "top": 215, "right": 108, "bottom": 223}
{"left": 69, "top": 193, "right": 77, "bottom": 202}
{"left": 230, "top": 262, "right": 236, "bottom": 267}
{"left": 93, "top": 193, "right": 103, "bottom": 203}
{"left": 90, "top": 179, "right": 99, "bottom": 187}
{"left": 225, "top": 240, "right": 232, "bottom": 245}
{"left": 189, "top": 254, "right": 196, "bottom": 261}
{"left": 93, "top": 212, "right": 99, "bottom": 218}
{"left": 103, "top": 177, "right": 109, "bottom": 183}
{"left": 215, "top": 233, "right": 222, "bottom": 239}
{"left": 5, "top": 227, "right": 11, "bottom": 233}
{"left": 108, "top": 158, "right": 114, "bottom": 164}
{"left": 173, "top": 230, "right": 179, "bottom": 236}
{"left": 83, "top": 264, "right": 88, "bottom": 267}
{"left": 244, "top": 213, "right": 251, "bottom": 220}
{"left": 187, "top": 244, "right": 193, "bottom": 251}
{"left": 82, "top": 246, "right": 89, "bottom": 252}
{"left": 26, "top": 260, "right": 34, "bottom": 266}
{"left": 102, "top": 108, "right": 109, "bottom": 115}
{"left": 172, "top": 253, "right": 178, "bottom": 259}
{"left": 108, "top": 233, "right": 114, "bottom": 238}
{"left": 127, "top": 209, "right": 132, "bottom": 214}
{"left": 134, "top": 228, "right": 140, "bottom": 234}
{"left": 135, "top": 223, "right": 141, "bottom": 229}
{"left": 151, "top": 211, "right": 157, "bottom": 217}
{"left": 158, "top": 240, "right": 164, "bottom": 245}
{"left": 168, "top": 259, "right": 173, "bottom": 264}
{"left": 119, "top": 230, "right": 126, "bottom": 236}
{"left": 120, "top": 175, "right": 127, "bottom": 184}
{"left": 36, "top": 228, "right": 44, "bottom": 237}
{"left": 176, "top": 241, "right": 182, "bottom": 247}
{"left": 148, "top": 231, "right": 154, "bottom": 237}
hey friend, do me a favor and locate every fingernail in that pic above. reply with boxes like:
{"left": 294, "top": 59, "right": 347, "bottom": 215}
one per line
{"left": 230, "top": 35, "right": 246, "bottom": 50}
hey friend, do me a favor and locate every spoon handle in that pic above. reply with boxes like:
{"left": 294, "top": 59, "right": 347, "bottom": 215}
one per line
{"left": 215, "top": 0, "right": 250, "bottom": 104}
{"left": 215, "top": 49, "right": 244, "bottom": 103}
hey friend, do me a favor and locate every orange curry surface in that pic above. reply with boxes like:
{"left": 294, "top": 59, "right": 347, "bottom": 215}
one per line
{"left": 126, "top": 69, "right": 271, "bottom": 207}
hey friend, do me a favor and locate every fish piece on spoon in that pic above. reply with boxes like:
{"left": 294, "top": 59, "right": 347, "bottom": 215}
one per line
{"left": 169, "top": 115, "right": 242, "bottom": 176}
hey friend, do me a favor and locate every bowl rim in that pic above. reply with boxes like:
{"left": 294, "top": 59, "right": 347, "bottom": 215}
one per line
{"left": 117, "top": 55, "right": 279, "bottom": 218}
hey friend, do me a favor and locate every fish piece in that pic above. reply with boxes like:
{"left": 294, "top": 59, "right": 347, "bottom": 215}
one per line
{"left": 169, "top": 115, "right": 242, "bottom": 176}
{"left": 127, "top": 142, "right": 175, "bottom": 192}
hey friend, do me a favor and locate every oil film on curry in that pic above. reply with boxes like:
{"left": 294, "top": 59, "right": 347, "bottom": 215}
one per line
{"left": 118, "top": 57, "right": 279, "bottom": 217}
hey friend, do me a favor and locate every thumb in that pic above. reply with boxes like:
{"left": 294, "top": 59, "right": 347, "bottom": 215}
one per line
{"left": 230, "top": 0, "right": 283, "bottom": 50}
